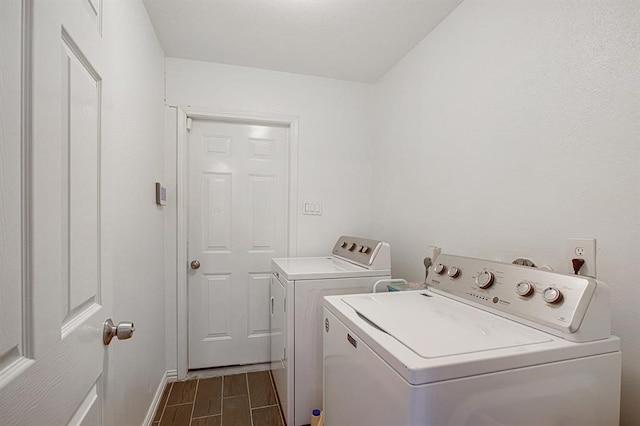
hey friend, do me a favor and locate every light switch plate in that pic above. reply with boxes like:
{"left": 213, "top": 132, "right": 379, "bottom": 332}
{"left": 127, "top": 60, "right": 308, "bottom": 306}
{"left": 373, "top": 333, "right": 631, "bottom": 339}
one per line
{"left": 155, "top": 182, "right": 166, "bottom": 206}
{"left": 303, "top": 201, "right": 322, "bottom": 215}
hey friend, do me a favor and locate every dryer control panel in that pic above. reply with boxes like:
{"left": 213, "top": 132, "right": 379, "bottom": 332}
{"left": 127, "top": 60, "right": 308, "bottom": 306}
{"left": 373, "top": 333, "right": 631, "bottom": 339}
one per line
{"left": 426, "top": 254, "right": 611, "bottom": 342}
{"left": 332, "top": 236, "right": 391, "bottom": 270}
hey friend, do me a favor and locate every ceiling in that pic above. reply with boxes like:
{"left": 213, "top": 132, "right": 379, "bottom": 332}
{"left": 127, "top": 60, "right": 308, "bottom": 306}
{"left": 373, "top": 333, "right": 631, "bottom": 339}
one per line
{"left": 142, "top": 0, "right": 463, "bottom": 83}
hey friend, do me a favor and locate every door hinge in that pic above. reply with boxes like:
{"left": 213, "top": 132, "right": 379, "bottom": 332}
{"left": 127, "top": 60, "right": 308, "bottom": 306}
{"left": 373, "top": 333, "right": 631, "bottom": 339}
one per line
{"left": 186, "top": 117, "right": 192, "bottom": 131}
{"left": 283, "top": 347, "right": 286, "bottom": 360}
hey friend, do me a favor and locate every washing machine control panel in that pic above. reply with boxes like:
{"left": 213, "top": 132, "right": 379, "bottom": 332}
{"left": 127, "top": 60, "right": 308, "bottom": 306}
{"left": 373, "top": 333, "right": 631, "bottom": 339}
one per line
{"left": 427, "top": 254, "right": 602, "bottom": 338}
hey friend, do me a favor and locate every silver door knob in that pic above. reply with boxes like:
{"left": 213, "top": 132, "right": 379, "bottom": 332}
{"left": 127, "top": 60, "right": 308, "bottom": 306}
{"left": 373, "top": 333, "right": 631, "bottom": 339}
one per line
{"left": 103, "top": 319, "right": 135, "bottom": 345}
{"left": 190, "top": 260, "right": 201, "bottom": 270}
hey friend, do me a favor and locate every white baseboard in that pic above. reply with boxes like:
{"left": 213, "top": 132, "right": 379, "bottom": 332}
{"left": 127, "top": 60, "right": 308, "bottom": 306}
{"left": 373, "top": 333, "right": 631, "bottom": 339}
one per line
{"left": 166, "top": 369, "right": 178, "bottom": 383}
{"left": 142, "top": 370, "right": 177, "bottom": 426}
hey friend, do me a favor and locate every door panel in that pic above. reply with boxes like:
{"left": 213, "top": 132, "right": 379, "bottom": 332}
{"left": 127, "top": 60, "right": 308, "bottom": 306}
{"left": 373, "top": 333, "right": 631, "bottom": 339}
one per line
{"left": 203, "top": 172, "right": 232, "bottom": 251}
{"left": 188, "top": 119, "right": 289, "bottom": 369}
{"left": 248, "top": 273, "right": 272, "bottom": 338}
{"left": 61, "top": 30, "right": 102, "bottom": 332}
{"left": 0, "top": 326, "right": 105, "bottom": 425}
{"left": 0, "top": 0, "right": 110, "bottom": 423}
{"left": 249, "top": 176, "right": 277, "bottom": 249}
{"left": 204, "top": 274, "right": 232, "bottom": 340}
{"left": 66, "top": 377, "right": 102, "bottom": 426}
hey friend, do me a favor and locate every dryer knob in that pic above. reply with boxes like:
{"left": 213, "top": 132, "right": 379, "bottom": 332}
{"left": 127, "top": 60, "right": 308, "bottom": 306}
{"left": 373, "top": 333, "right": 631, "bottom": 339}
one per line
{"left": 348, "top": 243, "right": 357, "bottom": 251}
{"left": 476, "top": 271, "right": 495, "bottom": 289}
{"left": 434, "top": 263, "right": 447, "bottom": 275}
{"left": 543, "top": 287, "right": 563, "bottom": 304}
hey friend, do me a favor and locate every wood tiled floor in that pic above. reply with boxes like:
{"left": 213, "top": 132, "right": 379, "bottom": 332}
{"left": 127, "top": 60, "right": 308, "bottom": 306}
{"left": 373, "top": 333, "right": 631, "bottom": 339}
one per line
{"left": 152, "top": 372, "right": 284, "bottom": 426}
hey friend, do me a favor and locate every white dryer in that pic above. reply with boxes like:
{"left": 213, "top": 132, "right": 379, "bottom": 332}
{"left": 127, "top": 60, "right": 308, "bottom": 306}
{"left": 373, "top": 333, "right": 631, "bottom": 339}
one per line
{"left": 323, "top": 254, "right": 621, "bottom": 426}
{"left": 270, "top": 236, "right": 391, "bottom": 426}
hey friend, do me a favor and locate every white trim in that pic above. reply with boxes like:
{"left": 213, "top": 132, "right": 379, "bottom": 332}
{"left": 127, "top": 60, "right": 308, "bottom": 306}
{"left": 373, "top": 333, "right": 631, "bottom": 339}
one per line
{"left": 61, "top": 302, "right": 101, "bottom": 339}
{"left": 21, "top": 0, "right": 34, "bottom": 361}
{"left": 174, "top": 106, "right": 298, "bottom": 380}
{"left": 0, "top": 356, "right": 34, "bottom": 391}
{"left": 176, "top": 107, "right": 188, "bottom": 380}
{"left": 166, "top": 369, "right": 178, "bottom": 383}
{"left": 142, "top": 370, "right": 173, "bottom": 426}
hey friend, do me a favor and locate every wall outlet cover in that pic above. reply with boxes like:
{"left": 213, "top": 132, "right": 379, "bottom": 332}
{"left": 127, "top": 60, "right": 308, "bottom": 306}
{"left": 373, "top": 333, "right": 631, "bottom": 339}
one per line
{"left": 567, "top": 238, "right": 596, "bottom": 277}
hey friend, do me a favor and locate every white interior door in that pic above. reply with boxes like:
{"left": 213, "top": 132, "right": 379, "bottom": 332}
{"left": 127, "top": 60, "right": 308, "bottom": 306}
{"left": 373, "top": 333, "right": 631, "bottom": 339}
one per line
{"left": 188, "top": 119, "right": 289, "bottom": 369}
{"left": 0, "top": 0, "right": 112, "bottom": 423}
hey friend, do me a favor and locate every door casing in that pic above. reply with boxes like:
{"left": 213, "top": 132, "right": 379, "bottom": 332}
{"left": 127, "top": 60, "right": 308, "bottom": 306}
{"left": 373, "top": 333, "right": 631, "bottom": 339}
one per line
{"left": 175, "top": 106, "right": 298, "bottom": 379}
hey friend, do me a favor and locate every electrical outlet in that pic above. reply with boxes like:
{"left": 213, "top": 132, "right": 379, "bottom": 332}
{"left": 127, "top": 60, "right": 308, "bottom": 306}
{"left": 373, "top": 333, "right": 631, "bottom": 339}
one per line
{"left": 567, "top": 238, "right": 596, "bottom": 277}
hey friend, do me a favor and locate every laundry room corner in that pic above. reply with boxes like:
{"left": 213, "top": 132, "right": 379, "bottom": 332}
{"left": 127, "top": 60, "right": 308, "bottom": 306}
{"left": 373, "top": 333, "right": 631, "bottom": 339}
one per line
{"left": 369, "top": 1, "right": 640, "bottom": 424}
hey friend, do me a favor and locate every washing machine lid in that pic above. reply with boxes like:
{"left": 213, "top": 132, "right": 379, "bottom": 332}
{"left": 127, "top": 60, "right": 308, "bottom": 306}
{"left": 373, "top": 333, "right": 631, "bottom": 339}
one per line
{"left": 343, "top": 291, "right": 552, "bottom": 358}
{"left": 272, "top": 256, "right": 390, "bottom": 280}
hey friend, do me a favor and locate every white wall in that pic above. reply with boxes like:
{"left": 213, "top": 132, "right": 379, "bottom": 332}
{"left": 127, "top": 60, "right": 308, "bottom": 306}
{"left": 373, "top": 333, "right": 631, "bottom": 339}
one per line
{"left": 166, "top": 58, "right": 375, "bottom": 254}
{"left": 101, "top": 1, "right": 167, "bottom": 424}
{"left": 162, "top": 58, "right": 375, "bottom": 368}
{"left": 371, "top": 1, "right": 640, "bottom": 424}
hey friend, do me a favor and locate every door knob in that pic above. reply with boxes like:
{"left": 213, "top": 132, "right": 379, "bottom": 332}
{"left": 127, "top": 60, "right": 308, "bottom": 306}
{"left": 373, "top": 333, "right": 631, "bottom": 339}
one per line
{"left": 190, "top": 260, "right": 201, "bottom": 270}
{"left": 103, "top": 319, "right": 135, "bottom": 345}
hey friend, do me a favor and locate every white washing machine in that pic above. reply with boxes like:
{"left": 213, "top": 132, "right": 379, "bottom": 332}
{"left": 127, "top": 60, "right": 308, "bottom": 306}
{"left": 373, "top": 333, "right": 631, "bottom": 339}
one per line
{"left": 270, "top": 236, "right": 391, "bottom": 426}
{"left": 323, "top": 254, "right": 621, "bottom": 426}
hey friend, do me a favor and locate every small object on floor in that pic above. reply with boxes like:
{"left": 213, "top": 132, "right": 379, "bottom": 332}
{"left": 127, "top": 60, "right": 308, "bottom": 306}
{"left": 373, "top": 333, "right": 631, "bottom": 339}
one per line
{"left": 311, "top": 409, "right": 321, "bottom": 426}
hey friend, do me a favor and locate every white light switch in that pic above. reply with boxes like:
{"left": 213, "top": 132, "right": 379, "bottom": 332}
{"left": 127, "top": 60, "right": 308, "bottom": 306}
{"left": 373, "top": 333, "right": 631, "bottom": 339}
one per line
{"left": 303, "top": 201, "right": 322, "bottom": 216}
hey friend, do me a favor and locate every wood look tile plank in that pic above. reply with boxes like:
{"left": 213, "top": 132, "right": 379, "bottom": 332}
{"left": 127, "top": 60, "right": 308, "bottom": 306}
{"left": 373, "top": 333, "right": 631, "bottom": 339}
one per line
{"left": 223, "top": 374, "right": 248, "bottom": 398}
{"left": 192, "top": 415, "right": 222, "bottom": 426}
{"left": 193, "top": 376, "right": 223, "bottom": 417}
{"left": 251, "top": 406, "right": 284, "bottom": 426}
{"left": 159, "top": 404, "right": 193, "bottom": 426}
{"left": 247, "top": 371, "right": 277, "bottom": 408}
{"left": 152, "top": 383, "right": 173, "bottom": 422}
{"left": 222, "top": 395, "right": 251, "bottom": 426}
{"left": 167, "top": 380, "right": 198, "bottom": 405}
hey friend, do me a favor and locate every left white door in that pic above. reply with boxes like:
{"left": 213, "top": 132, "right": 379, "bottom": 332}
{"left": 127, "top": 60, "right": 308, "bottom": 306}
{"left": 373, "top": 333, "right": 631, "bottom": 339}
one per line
{"left": 0, "top": 0, "right": 111, "bottom": 424}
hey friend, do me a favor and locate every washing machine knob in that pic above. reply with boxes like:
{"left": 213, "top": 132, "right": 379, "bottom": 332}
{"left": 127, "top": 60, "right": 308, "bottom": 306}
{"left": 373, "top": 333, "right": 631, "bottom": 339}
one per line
{"left": 434, "top": 263, "right": 447, "bottom": 275}
{"left": 447, "top": 267, "right": 461, "bottom": 278}
{"left": 516, "top": 281, "right": 534, "bottom": 297}
{"left": 348, "top": 243, "right": 357, "bottom": 251}
{"left": 476, "top": 271, "right": 495, "bottom": 289}
{"left": 543, "top": 287, "right": 563, "bottom": 304}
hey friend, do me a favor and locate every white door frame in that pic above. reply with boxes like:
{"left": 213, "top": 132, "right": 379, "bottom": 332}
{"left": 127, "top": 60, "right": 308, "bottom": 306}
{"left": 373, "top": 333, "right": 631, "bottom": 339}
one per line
{"left": 175, "top": 106, "right": 298, "bottom": 379}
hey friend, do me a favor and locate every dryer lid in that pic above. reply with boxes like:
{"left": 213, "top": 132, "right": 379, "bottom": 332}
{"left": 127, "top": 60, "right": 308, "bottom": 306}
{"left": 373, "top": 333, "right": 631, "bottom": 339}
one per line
{"left": 343, "top": 292, "right": 552, "bottom": 358}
